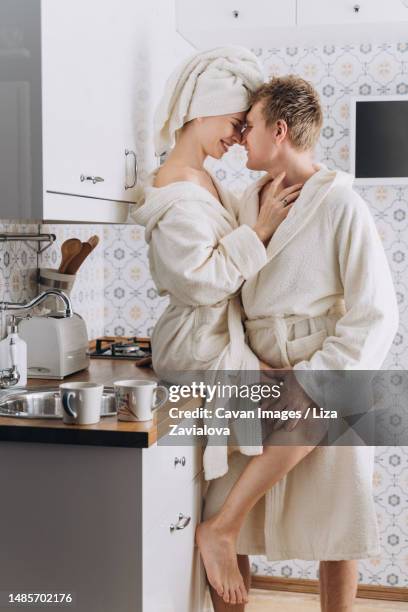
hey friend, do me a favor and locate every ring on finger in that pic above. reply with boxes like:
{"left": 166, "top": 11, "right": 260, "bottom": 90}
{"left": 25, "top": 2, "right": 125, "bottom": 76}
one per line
{"left": 282, "top": 197, "right": 288, "bottom": 205}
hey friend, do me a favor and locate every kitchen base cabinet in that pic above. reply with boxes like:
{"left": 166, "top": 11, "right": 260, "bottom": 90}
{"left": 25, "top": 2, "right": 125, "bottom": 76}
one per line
{"left": 143, "top": 440, "right": 206, "bottom": 611}
{"left": 0, "top": 441, "right": 206, "bottom": 612}
{"left": 143, "top": 473, "right": 205, "bottom": 612}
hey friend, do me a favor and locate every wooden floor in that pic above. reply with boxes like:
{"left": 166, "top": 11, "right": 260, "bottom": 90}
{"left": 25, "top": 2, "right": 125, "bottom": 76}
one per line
{"left": 204, "top": 588, "right": 408, "bottom": 611}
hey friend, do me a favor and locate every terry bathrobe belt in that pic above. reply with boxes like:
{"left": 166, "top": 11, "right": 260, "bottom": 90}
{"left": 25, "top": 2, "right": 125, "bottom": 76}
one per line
{"left": 245, "top": 299, "right": 346, "bottom": 368}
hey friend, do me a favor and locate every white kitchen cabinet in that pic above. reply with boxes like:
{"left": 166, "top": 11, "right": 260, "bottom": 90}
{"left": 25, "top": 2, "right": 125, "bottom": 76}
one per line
{"left": 143, "top": 438, "right": 206, "bottom": 611}
{"left": 175, "top": 0, "right": 408, "bottom": 48}
{"left": 41, "top": 0, "right": 177, "bottom": 223}
{"left": 297, "top": 0, "right": 408, "bottom": 26}
{"left": 176, "top": 0, "right": 296, "bottom": 32}
{"left": 143, "top": 472, "right": 205, "bottom": 612}
{"left": 175, "top": 0, "right": 296, "bottom": 47}
{"left": 42, "top": 0, "right": 140, "bottom": 208}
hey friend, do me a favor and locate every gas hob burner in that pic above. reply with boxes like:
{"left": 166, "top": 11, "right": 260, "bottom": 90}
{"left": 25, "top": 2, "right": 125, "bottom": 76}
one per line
{"left": 112, "top": 342, "right": 147, "bottom": 357}
{"left": 88, "top": 336, "right": 152, "bottom": 365}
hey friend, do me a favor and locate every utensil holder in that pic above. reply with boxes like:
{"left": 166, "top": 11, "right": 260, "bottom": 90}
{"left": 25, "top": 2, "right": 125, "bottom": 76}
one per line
{"left": 37, "top": 268, "right": 77, "bottom": 314}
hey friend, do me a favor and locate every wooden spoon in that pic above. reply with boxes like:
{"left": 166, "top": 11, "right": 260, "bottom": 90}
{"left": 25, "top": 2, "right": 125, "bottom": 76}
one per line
{"left": 58, "top": 238, "right": 82, "bottom": 273}
{"left": 65, "top": 235, "right": 100, "bottom": 275}
{"left": 87, "top": 235, "right": 100, "bottom": 249}
{"left": 65, "top": 242, "right": 93, "bottom": 275}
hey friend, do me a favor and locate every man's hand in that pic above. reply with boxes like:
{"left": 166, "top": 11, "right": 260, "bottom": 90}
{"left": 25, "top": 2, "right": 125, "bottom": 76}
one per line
{"left": 258, "top": 365, "right": 292, "bottom": 429}
{"left": 259, "top": 368, "right": 312, "bottom": 432}
{"left": 273, "top": 374, "right": 314, "bottom": 431}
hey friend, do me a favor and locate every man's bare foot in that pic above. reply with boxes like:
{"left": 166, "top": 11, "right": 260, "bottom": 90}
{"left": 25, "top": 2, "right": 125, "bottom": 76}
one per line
{"left": 195, "top": 518, "right": 248, "bottom": 605}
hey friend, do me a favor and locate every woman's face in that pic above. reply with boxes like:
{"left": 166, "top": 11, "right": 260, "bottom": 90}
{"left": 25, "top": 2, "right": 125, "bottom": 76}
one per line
{"left": 196, "top": 112, "right": 246, "bottom": 158}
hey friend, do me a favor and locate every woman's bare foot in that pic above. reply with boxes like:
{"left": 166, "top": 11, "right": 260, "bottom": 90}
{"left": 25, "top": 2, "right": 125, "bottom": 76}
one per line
{"left": 196, "top": 518, "right": 248, "bottom": 605}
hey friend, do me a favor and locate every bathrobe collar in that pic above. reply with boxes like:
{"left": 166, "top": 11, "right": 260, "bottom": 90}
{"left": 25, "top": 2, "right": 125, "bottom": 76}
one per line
{"left": 244, "top": 165, "right": 354, "bottom": 263}
{"left": 130, "top": 169, "right": 238, "bottom": 242}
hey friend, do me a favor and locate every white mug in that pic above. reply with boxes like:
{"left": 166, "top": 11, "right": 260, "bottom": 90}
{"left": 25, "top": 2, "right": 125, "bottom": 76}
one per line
{"left": 60, "top": 382, "right": 104, "bottom": 425}
{"left": 113, "top": 379, "right": 168, "bottom": 422}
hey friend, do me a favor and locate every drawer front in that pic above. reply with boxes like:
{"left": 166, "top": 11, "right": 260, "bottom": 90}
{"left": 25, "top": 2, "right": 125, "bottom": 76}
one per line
{"left": 298, "top": 0, "right": 408, "bottom": 26}
{"left": 144, "top": 436, "right": 202, "bottom": 486}
{"left": 143, "top": 473, "right": 206, "bottom": 612}
{"left": 176, "top": 0, "right": 296, "bottom": 31}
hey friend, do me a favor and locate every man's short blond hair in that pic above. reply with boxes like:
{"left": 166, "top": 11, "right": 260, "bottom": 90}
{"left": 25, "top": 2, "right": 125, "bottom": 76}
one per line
{"left": 249, "top": 75, "right": 323, "bottom": 150}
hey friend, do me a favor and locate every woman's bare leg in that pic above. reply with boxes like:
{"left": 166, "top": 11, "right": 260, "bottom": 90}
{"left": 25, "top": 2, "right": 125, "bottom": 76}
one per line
{"left": 319, "top": 560, "right": 358, "bottom": 612}
{"left": 196, "top": 417, "right": 319, "bottom": 605}
{"left": 209, "top": 554, "right": 251, "bottom": 611}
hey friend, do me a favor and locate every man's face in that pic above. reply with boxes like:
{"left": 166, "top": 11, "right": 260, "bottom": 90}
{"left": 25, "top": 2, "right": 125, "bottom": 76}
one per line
{"left": 242, "top": 101, "right": 278, "bottom": 171}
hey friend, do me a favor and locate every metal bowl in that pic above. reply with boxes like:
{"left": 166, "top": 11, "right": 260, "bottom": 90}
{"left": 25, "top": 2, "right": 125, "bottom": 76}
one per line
{"left": 0, "top": 387, "right": 116, "bottom": 419}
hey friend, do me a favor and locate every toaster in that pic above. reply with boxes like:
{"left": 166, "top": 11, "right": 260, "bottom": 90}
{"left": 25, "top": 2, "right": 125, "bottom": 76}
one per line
{"left": 18, "top": 314, "right": 90, "bottom": 379}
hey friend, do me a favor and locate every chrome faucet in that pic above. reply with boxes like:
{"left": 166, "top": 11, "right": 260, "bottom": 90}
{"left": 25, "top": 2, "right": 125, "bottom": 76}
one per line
{"left": 0, "top": 336, "right": 20, "bottom": 389}
{"left": 0, "top": 290, "right": 73, "bottom": 389}
{"left": 0, "top": 289, "right": 73, "bottom": 318}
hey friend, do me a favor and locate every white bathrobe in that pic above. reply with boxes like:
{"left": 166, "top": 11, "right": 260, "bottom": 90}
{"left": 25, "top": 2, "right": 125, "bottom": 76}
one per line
{"left": 230, "top": 165, "right": 398, "bottom": 560}
{"left": 129, "top": 173, "right": 267, "bottom": 479}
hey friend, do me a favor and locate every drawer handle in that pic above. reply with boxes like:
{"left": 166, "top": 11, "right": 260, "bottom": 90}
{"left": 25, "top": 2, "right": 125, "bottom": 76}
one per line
{"left": 353, "top": 4, "right": 360, "bottom": 12}
{"left": 170, "top": 513, "right": 191, "bottom": 532}
{"left": 80, "top": 174, "right": 105, "bottom": 184}
{"left": 174, "top": 456, "right": 186, "bottom": 467}
{"left": 232, "top": 10, "right": 239, "bottom": 18}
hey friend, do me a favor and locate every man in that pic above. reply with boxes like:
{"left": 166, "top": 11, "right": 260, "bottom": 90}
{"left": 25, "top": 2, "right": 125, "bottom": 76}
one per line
{"left": 236, "top": 76, "right": 398, "bottom": 610}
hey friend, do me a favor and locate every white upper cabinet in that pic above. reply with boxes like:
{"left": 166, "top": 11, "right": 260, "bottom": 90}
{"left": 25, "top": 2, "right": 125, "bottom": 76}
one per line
{"left": 176, "top": 0, "right": 408, "bottom": 48}
{"left": 42, "top": 0, "right": 139, "bottom": 206}
{"left": 177, "top": 0, "right": 296, "bottom": 30}
{"left": 41, "top": 0, "right": 178, "bottom": 223}
{"left": 176, "top": 0, "right": 297, "bottom": 47}
{"left": 297, "top": 0, "right": 408, "bottom": 26}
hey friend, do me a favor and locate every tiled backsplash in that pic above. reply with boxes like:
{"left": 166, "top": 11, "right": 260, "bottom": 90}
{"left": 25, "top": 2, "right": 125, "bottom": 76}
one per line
{"left": 0, "top": 41, "right": 407, "bottom": 587}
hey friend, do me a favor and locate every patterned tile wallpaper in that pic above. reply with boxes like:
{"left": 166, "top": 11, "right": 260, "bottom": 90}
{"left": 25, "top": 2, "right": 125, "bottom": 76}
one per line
{"left": 0, "top": 41, "right": 407, "bottom": 588}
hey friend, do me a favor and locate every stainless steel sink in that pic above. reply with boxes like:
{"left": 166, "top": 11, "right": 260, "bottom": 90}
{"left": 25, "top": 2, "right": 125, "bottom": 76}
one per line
{"left": 0, "top": 387, "right": 116, "bottom": 419}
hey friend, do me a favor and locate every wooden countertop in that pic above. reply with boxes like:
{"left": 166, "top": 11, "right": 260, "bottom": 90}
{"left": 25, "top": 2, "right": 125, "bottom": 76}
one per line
{"left": 0, "top": 360, "right": 202, "bottom": 448}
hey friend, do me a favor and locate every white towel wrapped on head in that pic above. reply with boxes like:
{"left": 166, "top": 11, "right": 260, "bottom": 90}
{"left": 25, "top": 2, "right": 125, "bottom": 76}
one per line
{"left": 154, "top": 46, "right": 264, "bottom": 156}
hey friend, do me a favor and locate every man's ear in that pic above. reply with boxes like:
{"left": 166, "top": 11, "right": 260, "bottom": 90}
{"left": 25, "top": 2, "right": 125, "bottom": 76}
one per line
{"left": 275, "top": 119, "right": 288, "bottom": 144}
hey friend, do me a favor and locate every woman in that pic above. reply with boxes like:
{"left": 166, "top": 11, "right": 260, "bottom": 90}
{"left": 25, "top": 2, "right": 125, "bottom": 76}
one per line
{"left": 130, "top": 47, "right": 309, "bottom": 609}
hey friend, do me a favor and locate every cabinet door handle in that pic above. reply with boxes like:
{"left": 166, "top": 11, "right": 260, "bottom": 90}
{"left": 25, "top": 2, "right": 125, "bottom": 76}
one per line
{"left": 353, "top": 4, "right": 360, "bottom": 12}
{"left": 80, "top": 175, "right": 105, "bottom": 184}
{"left": 125, "top": 149, "right": 138, "bottom": 190}
{"left": 169, "top": 513, "right": 191, "bottom": 532}
{"left": 174, "top": 456, "right": 186, "bottom": 467}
